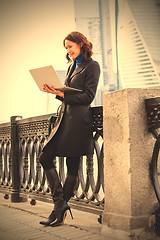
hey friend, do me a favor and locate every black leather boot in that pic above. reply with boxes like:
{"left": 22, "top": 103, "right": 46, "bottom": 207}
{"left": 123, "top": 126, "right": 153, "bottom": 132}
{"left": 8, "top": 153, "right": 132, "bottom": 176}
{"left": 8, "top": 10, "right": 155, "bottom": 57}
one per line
{"left": 50, "top": 201, "right": 73, "bottom": 227}
{"left": 39, "top": 210, "right": 56, "bottom": 226}
{"left": 39, "top": 168, "right": 64, "bottom": 226}
{"left": 63, "top": 175, "right": 78, "bottom": 202}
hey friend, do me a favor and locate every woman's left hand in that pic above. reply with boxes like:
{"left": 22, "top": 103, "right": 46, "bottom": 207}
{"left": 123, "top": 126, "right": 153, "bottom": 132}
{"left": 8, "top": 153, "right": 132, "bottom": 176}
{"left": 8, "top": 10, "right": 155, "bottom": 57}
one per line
{"left": 43, "top": 84, "right": 64, "bottom": 98}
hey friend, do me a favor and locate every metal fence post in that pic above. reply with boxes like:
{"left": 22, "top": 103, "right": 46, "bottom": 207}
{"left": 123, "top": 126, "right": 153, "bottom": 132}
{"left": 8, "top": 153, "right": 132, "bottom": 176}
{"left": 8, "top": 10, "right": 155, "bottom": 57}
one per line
{"left": 10, "top": 116, "right": 22, "bottom": 202}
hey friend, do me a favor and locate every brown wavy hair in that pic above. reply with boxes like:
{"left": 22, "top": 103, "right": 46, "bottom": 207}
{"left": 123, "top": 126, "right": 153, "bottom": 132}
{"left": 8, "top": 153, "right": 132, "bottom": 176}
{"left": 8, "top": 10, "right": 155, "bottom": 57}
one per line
{"left": 63, "top": 31, "right": 93, "bottom": 62}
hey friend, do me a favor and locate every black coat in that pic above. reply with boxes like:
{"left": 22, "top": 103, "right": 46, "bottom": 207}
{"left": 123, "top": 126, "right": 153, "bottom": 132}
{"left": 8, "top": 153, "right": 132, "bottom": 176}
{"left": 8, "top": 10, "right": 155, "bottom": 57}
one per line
{"left": 44, "top": 58, "right": 100, "bottom": 157}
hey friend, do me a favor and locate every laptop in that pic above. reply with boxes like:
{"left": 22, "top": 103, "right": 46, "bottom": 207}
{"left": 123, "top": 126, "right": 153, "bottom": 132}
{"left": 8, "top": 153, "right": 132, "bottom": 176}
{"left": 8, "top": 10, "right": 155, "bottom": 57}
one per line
{"left": 29, "top": 65, "right": 82, "bottom": 93}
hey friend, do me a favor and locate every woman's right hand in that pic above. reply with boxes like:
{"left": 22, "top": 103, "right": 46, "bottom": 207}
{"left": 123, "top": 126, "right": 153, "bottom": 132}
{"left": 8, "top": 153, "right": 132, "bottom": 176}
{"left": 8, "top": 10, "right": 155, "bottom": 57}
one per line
{"left": 43, "top": 84, "right": 64, "bottom": 98}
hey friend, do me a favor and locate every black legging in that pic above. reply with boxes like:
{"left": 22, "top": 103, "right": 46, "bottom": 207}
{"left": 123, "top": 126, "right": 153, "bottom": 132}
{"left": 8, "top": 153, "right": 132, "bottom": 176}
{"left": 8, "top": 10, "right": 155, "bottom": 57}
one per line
{"left": 39, "top": 145, "right": 80, "bottom": 176}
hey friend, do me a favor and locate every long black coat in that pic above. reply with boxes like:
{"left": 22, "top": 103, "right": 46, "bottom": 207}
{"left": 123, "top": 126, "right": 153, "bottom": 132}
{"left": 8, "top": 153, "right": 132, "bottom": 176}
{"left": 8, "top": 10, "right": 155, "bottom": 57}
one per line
{"left": 44, "top": 58, "right": 100, "bottom": 157}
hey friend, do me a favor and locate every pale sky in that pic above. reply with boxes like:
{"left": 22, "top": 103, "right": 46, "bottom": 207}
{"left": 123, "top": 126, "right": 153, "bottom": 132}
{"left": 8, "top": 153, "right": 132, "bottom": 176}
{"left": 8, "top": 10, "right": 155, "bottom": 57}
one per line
{"left": 0, "top": 0, "right": 76, "bottom": 122}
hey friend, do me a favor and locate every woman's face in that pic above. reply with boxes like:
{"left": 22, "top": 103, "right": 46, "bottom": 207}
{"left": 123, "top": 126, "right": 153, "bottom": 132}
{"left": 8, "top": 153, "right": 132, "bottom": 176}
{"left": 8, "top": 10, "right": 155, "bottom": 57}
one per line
{"left": 65, "top": 40, "right": 81, "bottom": 60}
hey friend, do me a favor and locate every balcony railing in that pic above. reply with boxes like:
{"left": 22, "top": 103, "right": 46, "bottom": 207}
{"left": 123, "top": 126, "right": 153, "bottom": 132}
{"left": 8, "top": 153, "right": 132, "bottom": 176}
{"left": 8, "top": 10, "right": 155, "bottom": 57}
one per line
{"left": 0, "top": 109, "right": 104, "bottom": 214}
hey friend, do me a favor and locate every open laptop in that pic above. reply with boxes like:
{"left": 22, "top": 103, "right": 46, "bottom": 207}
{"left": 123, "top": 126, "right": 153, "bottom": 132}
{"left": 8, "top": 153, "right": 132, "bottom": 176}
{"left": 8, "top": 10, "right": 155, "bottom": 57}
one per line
{"left": 29, "top": 65, "right": 82, "bottom": 93}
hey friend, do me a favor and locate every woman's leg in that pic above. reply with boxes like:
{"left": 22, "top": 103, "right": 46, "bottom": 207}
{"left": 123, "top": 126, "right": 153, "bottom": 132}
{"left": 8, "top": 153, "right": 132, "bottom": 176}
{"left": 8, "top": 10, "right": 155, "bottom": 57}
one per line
{"left": 66, "top": 156, "right": 81, "bottom": 176}
{"left": 39, "top": 142, "right": 56, "bottom": 171}
{"left": 63, "top": 157, "right": 80, "bottom": 202}
{"left": 39, "top": 144, "right": 73, "bottom": 226}
{"left": 39, "top": 145, "right": 64, "bottom": 225}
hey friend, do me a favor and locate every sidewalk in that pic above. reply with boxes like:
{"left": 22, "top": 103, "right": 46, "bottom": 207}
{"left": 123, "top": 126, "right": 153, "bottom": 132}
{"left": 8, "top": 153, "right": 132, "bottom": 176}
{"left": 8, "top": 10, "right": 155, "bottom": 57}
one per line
{"left": 0, "top": 193, "right": 106, "bottom": 240}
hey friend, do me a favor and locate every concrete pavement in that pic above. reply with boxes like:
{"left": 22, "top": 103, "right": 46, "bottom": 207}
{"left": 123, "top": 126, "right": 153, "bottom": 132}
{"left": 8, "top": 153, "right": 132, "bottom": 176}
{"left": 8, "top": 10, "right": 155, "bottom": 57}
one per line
{"left": 0, "top": 193, "right": 106, "bottom": 240}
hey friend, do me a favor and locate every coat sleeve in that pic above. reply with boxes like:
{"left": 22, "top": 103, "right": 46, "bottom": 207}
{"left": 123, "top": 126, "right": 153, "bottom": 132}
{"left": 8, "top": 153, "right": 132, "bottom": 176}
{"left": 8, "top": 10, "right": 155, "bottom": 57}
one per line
{"left": 63, "top": 61, "right": 100, "bottom": 105}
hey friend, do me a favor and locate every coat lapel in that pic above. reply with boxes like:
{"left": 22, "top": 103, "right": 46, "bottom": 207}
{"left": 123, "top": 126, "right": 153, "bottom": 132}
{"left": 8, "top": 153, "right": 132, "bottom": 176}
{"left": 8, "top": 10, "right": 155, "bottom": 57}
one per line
{"left": 64, "top": 61, "right": 75, "bottom": 86}
{"left": 70, "top": 62, "right": 85, "bottom": 79}
{"left": 64, "top": 59, "right": 91, "bottom": 86}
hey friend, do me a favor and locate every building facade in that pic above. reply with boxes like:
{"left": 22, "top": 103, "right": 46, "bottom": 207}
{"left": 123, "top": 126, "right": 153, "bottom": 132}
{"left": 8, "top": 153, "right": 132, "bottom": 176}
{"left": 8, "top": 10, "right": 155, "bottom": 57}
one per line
{"left": 74, "top": 0, "right": 160, "bottom": 105}
{"left": 74, "top": 0, "right": 116, "bottom": 105}
{"left": 115, "top": 0, "right": 160, "bottom": 88}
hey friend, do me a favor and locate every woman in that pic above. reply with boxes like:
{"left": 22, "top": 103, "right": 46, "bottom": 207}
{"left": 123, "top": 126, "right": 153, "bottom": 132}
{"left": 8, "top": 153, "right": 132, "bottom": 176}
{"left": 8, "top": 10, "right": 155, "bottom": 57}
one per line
{"left": 39, "top": 31, "right": 100, "bottom": 227}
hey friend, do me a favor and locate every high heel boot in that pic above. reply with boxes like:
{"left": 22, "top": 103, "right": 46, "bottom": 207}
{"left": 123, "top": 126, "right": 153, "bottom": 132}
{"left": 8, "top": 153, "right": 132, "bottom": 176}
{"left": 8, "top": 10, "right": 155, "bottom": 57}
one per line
{"left": 40, "top": 168, "right": 73, "bottom": 226}
{"left": 50, "top": 201, "right": 73, "bottom": 227}
{"left": 39, "top": 209, "right": 56, "bottom": 226}
{"left": 39, "top": 168, "right": 65, "bottom": 226}
{"left": 63, "top": 175, "right": 78, "bottom": 202}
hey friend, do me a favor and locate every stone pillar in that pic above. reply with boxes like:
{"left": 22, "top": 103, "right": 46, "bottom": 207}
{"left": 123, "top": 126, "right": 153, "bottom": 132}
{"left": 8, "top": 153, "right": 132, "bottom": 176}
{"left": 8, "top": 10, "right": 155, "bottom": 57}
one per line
{"left": 102, "top": 88, "right": 160, "bottom": 239}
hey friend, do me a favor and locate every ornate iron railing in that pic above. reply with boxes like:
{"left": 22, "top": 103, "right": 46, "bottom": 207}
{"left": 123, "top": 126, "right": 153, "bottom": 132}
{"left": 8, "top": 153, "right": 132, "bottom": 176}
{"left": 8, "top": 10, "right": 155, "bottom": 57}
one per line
{"left": 0, "top": 108, "right": 104, "bottom": 214}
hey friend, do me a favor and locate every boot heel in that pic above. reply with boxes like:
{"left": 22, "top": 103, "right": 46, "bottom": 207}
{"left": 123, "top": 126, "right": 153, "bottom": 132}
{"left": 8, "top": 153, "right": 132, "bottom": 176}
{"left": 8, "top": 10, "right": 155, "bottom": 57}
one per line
{"left": 69, "top": 207, "right": 73, "bottom": 219}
